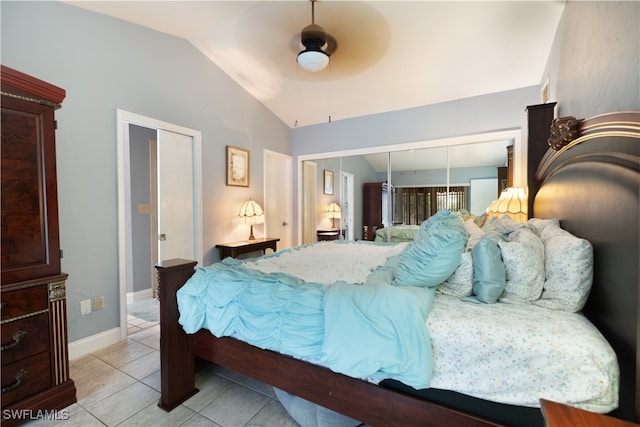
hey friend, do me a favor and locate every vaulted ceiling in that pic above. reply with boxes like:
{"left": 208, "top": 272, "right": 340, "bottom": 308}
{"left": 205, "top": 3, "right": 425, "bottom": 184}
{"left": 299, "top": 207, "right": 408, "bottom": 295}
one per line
{"left": 65, "top": 1, "right": 565, "bottom": 129}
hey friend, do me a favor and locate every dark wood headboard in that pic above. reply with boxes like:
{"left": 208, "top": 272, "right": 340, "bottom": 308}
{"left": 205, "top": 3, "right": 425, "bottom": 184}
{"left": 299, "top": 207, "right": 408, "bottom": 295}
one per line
{"left": 533, "top": 111, "right": 640, "bottom": 422}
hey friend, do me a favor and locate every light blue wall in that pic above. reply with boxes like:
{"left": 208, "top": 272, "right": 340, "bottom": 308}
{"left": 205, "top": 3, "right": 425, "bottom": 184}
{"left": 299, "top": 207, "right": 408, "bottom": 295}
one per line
{"left": 542, "top": 1, "right": 640, "bottom": 119}
{"left": 290, "top": 87, "right": 537, "bottom": 157}
{"left": 1, "top": 1, "right": 290, "bottom": 342}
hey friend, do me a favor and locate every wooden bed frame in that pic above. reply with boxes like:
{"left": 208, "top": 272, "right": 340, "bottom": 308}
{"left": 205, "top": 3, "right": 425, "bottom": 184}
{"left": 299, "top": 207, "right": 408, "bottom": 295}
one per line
{"left": 155, "top": 111, "right": 639, "bottom": 426}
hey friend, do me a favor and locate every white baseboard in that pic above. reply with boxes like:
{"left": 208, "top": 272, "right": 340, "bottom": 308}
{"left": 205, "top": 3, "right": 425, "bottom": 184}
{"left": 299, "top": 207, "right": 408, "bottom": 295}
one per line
{"left": 127, "top": 288, "right": 153, "bottom": 304}
{"left": 68, "top": 327, "right": 122, "bottom": 360}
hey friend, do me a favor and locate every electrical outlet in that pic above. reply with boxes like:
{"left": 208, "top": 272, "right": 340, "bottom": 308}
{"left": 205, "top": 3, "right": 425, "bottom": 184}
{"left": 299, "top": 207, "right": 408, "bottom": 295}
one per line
{"left": 94, "top": 296, "right": 105, "bottom": 311}
{"left": 80, "top": 299, "right": 91, "bottom": 315}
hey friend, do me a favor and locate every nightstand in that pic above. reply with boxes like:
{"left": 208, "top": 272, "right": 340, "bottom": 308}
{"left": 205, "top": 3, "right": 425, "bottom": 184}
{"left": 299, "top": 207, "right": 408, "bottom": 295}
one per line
{"left": 216, "top": 237, "right": 280, "bottom": 259}
{"left": 317, "top": 229, "right": 343, "bottom": 241}
{"left": 540, "top": 399, "right": 637, "bottom": 427}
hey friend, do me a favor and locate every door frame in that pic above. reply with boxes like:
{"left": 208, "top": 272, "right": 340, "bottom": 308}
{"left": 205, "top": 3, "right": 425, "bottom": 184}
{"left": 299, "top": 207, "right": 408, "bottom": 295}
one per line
{"left": 116, "top": 109, "right": 203, "bottom": 340}
{"left": 300, "top": 160, "right": 318, "bottom": 245}
{"left": 341, "top": 171, "right": 355, "bottom": 240}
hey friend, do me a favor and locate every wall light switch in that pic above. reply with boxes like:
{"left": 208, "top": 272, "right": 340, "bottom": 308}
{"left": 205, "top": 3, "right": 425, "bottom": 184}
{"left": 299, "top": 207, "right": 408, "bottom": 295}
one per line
{"left": 94, "top": 296, "right": 105, "bottom": 311}
{"left": 80, "top": 299, "right": 91, "bottom": 315}
{"left": 138, "top": 204, "right": 152, "bottom": 214}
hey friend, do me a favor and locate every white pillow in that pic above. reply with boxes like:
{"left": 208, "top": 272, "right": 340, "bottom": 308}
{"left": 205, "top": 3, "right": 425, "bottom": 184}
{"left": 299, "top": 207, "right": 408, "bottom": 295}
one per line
{"left": 481, "top": 215, "right": 520, "bottom": 236}
{"left": 533, "top": 223, "right": 593, "bottom": 312}
{"left": 464, "top": 218, "right": 485, "bottom": 251}
{"left": 497, "top": 227, "right": 545, "bottom": 303}
{"left": 438, "top": 252, "right": 473, "bottom": 297}
{"left": 527, "top": 217, "right": 560, "bottom": 237}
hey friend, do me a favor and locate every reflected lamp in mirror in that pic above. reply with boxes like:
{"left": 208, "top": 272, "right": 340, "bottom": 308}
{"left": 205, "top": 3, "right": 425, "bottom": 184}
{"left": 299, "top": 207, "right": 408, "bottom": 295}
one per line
{"left": 326, "top": 202, "right": 341, "bottom": 229}
{"left": 486, "top": 187, "right": 528, "bottom": 222}
{"left": 237, "top": 199, "right": 264, "bottom": 240}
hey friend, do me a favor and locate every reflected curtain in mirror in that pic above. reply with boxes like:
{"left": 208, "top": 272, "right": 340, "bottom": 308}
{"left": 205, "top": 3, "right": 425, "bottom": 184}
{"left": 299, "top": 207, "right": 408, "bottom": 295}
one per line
{"left": 395, "top": 186, "right": 467, "bottom": 225}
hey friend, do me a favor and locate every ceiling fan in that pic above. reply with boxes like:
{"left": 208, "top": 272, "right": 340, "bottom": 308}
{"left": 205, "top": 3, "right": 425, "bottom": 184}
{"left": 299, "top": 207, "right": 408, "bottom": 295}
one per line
{"left": 297, "top": 0, "right": 337, "bottom": 72}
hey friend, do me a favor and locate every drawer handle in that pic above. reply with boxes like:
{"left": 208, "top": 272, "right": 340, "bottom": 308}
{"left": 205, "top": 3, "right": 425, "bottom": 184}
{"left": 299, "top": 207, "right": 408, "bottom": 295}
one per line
{"left": 2, "top": 369, "right": 27, "bottom": 394}
{"left": 1, "top": 330, "right": 27, "bottom": 351}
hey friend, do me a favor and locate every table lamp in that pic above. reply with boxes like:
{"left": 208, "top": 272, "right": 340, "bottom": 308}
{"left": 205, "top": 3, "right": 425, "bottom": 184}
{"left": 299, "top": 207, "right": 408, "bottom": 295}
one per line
{"left": 326, "top": 202, "right": 341, "bottom": 229}
{"left": 237, "top": 199, "right": 264, "bottom": 240}
{"left": 486, "top": 187, "right": 528, "bottom": 222}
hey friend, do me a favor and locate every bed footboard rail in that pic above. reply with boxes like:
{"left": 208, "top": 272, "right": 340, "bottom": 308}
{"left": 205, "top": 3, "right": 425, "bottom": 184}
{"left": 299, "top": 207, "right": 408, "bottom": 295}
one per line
{"left": 156, "top": 259, "right": 199, "bottom": 411}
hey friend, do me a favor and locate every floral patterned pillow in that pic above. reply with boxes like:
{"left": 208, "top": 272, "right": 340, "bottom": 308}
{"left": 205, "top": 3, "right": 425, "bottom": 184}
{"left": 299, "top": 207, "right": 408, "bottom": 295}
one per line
{"left": 438, "top": 252, "right": 474, "bottom": 297}
{"left": 533, "top": 224, "right": 593, "bottom": 312}
{"left": 497, "top": 227, "right": 545, "bottom": 304}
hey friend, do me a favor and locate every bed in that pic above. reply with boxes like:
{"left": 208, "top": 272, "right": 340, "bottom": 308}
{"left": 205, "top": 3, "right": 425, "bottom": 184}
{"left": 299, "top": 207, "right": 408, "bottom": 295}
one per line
{"left": 374, "top": 224, "right": 420, "bottom": 242}
{"left": 156, "top": 111, "right": 639, "bottom": 426}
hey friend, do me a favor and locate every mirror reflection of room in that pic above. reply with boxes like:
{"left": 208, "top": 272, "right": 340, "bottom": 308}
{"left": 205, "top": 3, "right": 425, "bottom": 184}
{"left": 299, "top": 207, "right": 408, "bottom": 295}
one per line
{"left": 303, "top": 139, "right": 514, "bottom": 243}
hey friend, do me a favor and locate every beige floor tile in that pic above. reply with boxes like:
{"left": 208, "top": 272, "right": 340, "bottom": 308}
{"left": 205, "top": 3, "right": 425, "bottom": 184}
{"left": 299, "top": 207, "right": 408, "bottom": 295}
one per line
{"left": 92, "top": 339, "right": 155, "bottom": 368}
{"left": 183, "top": 371, "right": 235, "bottom": 412}
{"left": 69, "top": 354, "right": 117, "bottom": 386}
{"left": 129, "top": 324, "right": 160, "bottom": 341}
{"left": 198, "top": 384, "right": 270, "bottom": 427}
{"left": 118, "top": 350, "right": 160, "bottom": 380}
{"left": 85, "top": 382, "right": 159, "bottom": 426}
{"left": 75, "top": 368, "right": 137, "bottom": 408}
{"left": 246, "top": 399, "right": 298, "bottom": 427}
{"left": 128, "top": 325, "right": 143, "bottom": 335}
{"left": 117, "top": 401, "right": 197, "bottom": 426}
{"left": 136, "top": 333, "right": 160, "bottom": 350}
{"left": 20, "top": 403, "right": 104, "bottom": 427}
{"left": 140, "top": 369, "right": 161, "bottom": 392}
{"left": 213, "top": 366, "right": 275, "bottom": 398}
{"left": 30, "top": 320, "right": 306, "bottom": 427}
{"left": 179, "top": 413, "right": 221, "bottom": 426}
{"left": 128, "top": 317, "right": 147, "bottom": 326}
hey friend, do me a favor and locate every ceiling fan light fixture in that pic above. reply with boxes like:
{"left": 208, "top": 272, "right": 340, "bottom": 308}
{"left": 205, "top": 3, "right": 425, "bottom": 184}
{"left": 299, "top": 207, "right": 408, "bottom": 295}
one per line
{"left": 297, "top": 49, "right": 329, "bottom": 72}
{"left": 297, "top": 1, "right": 334, "bottom": 72}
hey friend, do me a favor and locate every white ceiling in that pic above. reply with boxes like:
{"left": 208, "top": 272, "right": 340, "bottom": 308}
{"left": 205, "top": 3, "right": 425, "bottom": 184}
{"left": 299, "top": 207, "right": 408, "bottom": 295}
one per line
{"left": 64, "top": 1, "right": 565, "bottom": 129}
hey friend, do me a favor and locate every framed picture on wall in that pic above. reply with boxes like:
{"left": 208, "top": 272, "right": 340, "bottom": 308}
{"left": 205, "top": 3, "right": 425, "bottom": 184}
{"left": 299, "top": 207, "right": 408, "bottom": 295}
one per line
{"left": 323, "top": 170, "right": 333, "bottom": 195}
{"left": 226, "top": 146, "right": 250, "bottom": 187}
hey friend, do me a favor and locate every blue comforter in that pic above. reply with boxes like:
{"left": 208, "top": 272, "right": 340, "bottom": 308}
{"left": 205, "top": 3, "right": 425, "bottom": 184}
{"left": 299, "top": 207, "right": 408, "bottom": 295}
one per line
{"left": 176, "top": 255, "right": 436, "bottom": 388}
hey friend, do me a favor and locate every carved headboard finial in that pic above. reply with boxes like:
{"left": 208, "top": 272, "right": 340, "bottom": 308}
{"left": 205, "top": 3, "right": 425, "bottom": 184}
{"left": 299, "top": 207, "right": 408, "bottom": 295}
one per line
{"left": 548, "top": 116, "right": 580, "bottom": 150}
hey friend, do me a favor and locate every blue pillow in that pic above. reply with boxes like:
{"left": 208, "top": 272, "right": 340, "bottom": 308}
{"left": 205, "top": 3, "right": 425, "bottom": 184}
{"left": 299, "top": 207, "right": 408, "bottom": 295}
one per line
{"left": 464, "top": 236, "right": 506, "bottom": 303}
{"left": 392, "top": 210, "right": 467, "bottom": 288}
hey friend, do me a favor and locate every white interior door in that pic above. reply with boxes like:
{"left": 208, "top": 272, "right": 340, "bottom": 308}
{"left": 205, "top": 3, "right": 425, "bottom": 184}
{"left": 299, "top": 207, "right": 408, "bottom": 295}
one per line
{"left": 157, "top": 129, "right": 195, "bottom": 261}
{"left": 264, "top": 150, "right": 292, "bottom": 250}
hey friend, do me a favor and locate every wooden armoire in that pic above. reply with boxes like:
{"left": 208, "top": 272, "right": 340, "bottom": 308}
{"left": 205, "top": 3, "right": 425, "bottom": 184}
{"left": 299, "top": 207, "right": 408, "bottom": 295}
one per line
{"left": 363, "top": 182, "right": 392, "bottom": 240}
{"left": 1, "top": 65, "right": 76, "bottom": 424}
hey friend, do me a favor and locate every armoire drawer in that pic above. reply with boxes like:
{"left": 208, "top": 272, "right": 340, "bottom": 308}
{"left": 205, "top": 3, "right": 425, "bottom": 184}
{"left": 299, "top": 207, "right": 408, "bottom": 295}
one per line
{"left": 1, "top": 312, "right": 50, "bottom": 366}
{"left": 1, "top": 284, "right": 48, "bottom": 322}
{"left": 1, "top": 351, "right": 51, "bottom": 407}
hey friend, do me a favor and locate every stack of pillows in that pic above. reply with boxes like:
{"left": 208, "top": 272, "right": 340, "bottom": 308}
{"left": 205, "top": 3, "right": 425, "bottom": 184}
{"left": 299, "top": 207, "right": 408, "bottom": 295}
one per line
{"left": 392, "top": 210, "right": 594, "bottom": 313}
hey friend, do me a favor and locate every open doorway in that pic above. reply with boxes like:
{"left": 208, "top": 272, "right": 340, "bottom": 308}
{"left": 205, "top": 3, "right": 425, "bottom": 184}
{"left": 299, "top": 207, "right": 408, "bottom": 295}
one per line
{"left": 126, "top": 125, "right": 159, "bottom": 334}
{"left": 116, "top": 110, "right": 203, "bottom": 340}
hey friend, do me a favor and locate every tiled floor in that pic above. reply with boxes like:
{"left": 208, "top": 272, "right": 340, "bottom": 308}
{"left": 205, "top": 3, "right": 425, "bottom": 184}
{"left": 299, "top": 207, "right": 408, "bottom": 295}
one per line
{"left": 126, "top": 312, "right": 159, "bottom": 336}
{"left": 25, "top": 317, "right": 299, "bottom": 427}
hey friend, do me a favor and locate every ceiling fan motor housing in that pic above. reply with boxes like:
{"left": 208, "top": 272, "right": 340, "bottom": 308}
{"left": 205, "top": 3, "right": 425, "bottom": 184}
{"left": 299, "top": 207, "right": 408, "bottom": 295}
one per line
{"left": 301, "top": 23, "right": 328, "bottom": 52}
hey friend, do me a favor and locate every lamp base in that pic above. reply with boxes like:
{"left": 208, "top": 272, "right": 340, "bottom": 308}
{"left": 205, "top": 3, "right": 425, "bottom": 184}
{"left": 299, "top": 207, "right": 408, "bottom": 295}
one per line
{"left": 248, "top": 225, "right": 256, "bottom": 241}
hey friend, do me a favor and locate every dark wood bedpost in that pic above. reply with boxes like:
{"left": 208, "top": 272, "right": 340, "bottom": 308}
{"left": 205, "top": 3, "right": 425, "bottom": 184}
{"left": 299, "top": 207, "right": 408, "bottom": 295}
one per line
{"left": 155, "top": 259, "right": 199, "bottom": 411}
